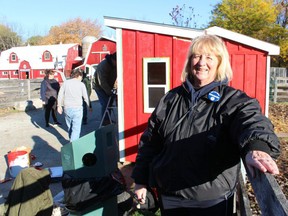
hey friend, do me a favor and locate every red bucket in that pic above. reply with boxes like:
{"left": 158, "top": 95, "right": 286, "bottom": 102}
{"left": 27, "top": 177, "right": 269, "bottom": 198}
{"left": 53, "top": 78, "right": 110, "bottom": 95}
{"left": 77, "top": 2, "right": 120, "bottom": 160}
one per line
{"left": 7, "top": 151, "right": 29, "bottom": 178}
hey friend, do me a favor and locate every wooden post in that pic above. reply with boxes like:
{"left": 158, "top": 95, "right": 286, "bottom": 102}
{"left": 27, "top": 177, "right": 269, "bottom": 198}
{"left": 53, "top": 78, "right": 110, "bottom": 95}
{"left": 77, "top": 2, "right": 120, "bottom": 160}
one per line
{"left": 237, "top": 174, "right": 253, "bottom": 216}
{"left": 273, "top": 77, "right": 277, "bottom": 103}
{"left": 27, "top": 79, "right": 31, "bottom": 100}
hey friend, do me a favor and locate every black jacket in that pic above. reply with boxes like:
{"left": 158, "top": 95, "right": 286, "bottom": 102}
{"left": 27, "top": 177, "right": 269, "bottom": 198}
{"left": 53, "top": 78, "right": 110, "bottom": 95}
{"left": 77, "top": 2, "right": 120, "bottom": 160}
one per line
{"left": 40, "top": 78, "right": 60, "bottom": 104}
{"left": 132, "top": 80, "right": 280, "bottom": 201}
{"left": 93, "top": 55, "right": 116, "bottom": 95}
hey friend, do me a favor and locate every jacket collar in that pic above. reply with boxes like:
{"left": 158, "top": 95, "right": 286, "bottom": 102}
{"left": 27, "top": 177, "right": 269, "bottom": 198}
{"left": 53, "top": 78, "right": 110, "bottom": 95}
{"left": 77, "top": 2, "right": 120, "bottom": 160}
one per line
{"left": 183, "top": 78, "right": 228, "bottom": 106}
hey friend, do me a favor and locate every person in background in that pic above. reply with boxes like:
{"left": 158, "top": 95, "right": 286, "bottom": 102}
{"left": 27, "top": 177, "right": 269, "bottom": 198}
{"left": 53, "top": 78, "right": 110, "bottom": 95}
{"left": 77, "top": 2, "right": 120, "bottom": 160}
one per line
{"left": 57, "top": 69, "right": 90, "bottom": 142}
{"left": 40, "top": 69, "right": 61, "bottom": 127}
{"left": 81, "top": 70, "right": 93, "bottom": 125}
{"left": 93, "top": 52, "right": 117, "bottom": 125}
{"left": 132, "top": 34, "right": 280, "bottom": 216}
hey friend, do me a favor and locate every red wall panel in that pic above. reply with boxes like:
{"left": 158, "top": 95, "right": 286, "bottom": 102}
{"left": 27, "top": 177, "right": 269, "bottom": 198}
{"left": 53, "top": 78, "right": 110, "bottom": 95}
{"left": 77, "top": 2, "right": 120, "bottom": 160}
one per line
{"left": 172, "top": 38, "right": 191, "bottom": 88}
{"left": 255, "top": 54, "right": 267, "bottom": 110}
{"left": 135, "top": 31, "right": 155, "bottom": 150}
{"left": 225, "top": 40, "right": 267, "bottom": 112}
{"left": 123, "top": 31, "right": 183, "bottom": 161}
{"left": 230, "top": 54, "right": 245, "bottom": 90}
{"left": 122, "top": 30, "right": 138, "bottom": 161}
{"left": 244, "top": 55, "right": 257, "bottom": 98}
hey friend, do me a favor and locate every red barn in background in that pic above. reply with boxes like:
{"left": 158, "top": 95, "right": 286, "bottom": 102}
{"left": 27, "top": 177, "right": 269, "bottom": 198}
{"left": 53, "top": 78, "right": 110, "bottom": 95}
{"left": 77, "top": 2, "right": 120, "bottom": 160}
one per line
{"left": 85, "top": 36, "right": 116, "bottom": 65}
{"left": 104, "top": 17, "right": 279, "bottom": 162}
{"left": 74, "top": 36, "right": 116, "bottom": 76}
{"left": 0, "top": 43, "right": 81, "bottom": 81}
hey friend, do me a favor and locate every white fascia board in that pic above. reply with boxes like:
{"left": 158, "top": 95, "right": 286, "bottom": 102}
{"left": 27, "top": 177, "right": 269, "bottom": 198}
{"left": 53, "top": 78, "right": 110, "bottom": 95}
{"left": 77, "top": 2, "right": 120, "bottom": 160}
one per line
{"left": 104, "top": 16, "right": 203, "bottom": 39}
{"left": 205, "top": 26, "right": 280, "bottom": 55}
{"left": 98, "top": 35, "right": 117, "bottom": 42}
{"left": 115, "top": 28, "right": 126, "bottom": 162}
{"left": 265, "top": 57, "right": 271, "bottom": 117}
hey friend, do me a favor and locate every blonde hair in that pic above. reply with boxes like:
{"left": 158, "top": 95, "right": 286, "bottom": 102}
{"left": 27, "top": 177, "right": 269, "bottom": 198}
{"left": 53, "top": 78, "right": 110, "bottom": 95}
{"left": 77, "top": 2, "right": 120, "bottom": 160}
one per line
{"left": 181, "top": 34, "right": 233, "bottom": 82}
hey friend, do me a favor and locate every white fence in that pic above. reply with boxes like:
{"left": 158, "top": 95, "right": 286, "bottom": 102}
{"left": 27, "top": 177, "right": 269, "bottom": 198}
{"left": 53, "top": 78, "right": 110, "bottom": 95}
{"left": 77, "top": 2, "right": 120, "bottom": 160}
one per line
{"left": 270, "top": 67, "right": 288, "bottom": 78}
{"left": 270, "top": 67, "right": 288, "bottom": 103}
{"left": 0, "top": 79, "right": 42, "bottom": 109}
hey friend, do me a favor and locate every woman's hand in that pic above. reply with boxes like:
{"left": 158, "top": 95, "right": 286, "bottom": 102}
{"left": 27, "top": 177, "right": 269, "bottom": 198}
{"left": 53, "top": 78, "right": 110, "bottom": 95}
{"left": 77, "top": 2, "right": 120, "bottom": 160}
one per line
{"left": 245, "top": 150, "right": 279, "bottom": 178}
{"left": 134, "top": 184, "right": 147, "bottom": 204}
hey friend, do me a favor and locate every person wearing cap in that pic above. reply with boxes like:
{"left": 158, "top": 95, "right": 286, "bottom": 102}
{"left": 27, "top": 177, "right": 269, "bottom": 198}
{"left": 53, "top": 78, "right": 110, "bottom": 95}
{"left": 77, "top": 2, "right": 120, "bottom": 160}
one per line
{"left": 132, "top": 35, "right": 280, "bottom": 215}
{"left": 57, "top": 69, "right": 90, "bottom": 142}
{"left": 93, "top": 52, "right": 117, "bottom": 125}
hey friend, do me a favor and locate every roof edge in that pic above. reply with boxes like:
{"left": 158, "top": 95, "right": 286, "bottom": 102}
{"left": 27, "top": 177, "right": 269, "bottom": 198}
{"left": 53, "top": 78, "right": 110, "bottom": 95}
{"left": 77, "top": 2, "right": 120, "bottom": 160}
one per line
{"left": 205, "top": 26, "right": 280, "bottom": 55}
{"left": 104, "top": 16, "right": 280, "bottom": 56}
{"left": 104, "top": 16, "right": 203, "bottom": 39}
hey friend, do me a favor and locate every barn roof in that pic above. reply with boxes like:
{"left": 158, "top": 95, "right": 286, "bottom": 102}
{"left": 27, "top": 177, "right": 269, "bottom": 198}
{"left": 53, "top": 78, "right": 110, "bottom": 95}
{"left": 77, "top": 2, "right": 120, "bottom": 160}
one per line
{"left": 98, "top": 35, "right": 116, "bottom": 42}
{"left": 0, "top": 43, "right": 78, "bottom": 70}
{"left": 104, "top": 16, "right": 280, "bottom": 55}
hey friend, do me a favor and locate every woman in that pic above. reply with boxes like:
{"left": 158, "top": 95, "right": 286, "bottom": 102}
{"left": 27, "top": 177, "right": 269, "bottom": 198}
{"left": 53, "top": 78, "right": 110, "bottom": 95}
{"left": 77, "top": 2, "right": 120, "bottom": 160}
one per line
{"left": 131, "top": 35, "right": 280, "bottom": 216}
{"left": 40, "top": 69, "right": 61, "bottom": 127}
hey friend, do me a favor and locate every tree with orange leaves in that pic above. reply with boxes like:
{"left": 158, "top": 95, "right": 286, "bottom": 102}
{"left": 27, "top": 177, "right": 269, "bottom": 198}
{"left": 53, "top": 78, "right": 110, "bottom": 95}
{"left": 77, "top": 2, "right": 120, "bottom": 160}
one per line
{"left": 41, "top": 17, "right": 103, "bottom": 45}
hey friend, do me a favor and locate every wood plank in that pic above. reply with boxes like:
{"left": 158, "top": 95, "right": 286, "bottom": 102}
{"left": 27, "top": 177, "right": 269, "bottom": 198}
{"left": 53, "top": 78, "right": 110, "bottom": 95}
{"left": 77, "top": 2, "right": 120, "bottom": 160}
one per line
{"left": 244, "top": 163, "right": 288, "bottom": 216}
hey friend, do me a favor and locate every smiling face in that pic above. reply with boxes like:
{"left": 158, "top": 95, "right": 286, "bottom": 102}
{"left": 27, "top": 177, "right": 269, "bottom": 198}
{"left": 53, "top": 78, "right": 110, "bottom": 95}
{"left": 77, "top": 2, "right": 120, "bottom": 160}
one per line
{"left": 190, "top": 51, "right": 219, "bottom": 88}
{"left": 181, "top": 35, "right": 233, "bottom": 86}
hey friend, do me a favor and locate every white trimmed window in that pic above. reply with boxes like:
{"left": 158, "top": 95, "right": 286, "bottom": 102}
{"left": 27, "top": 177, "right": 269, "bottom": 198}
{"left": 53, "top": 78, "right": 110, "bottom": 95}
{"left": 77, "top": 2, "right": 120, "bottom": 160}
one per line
{"left": 11, "top": 54, "right": 16, "bottom": 61}
{"left": 44, "top": 51, "right": 51, "bottom": 60}
{"left": 2, "top": 71, "right": 8, "bottom": 75}
{"left": 143, "top": 57, "right": 170, "bottom": 113}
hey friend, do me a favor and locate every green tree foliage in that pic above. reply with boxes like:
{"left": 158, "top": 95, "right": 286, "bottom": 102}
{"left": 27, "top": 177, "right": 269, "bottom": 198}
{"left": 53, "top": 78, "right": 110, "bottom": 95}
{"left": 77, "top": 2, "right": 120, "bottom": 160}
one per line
{"left": 261, "top": 24, "right": 288, "bottom": 66}
{"left": 210, "top": 0, "right": 288, "bottom": 67}
{"left": 0, "top": 24, "right": 22, "bottom": 51}
{"left": 209, "top": 0, "right": 278, "bottom": 38}
{"left": 26, "top": 35, "right": 45, "bottom": 46}
{"left": 41, "top": 17, "right": 103, "bottom": 45}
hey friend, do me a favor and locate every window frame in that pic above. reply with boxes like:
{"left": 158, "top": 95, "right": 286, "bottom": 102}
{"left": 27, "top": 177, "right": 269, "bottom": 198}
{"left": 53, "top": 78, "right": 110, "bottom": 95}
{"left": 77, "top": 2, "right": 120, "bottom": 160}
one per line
{"left": 143, "top": 57, "right": 170, "bottom": 113}
{"left": 43, "top": 51, "right": 52, "bottom": 61}
{"left": 11, "top": 54, "right": 17, "bottom": 62}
